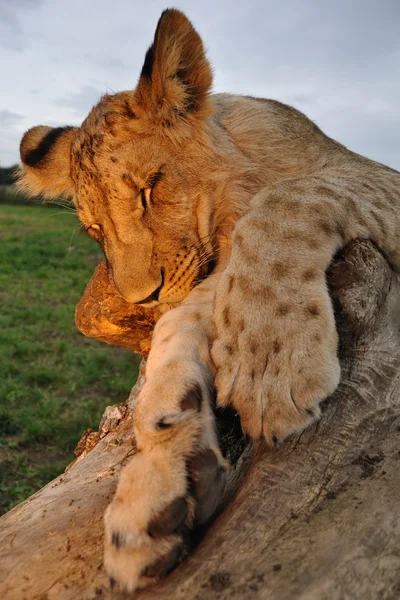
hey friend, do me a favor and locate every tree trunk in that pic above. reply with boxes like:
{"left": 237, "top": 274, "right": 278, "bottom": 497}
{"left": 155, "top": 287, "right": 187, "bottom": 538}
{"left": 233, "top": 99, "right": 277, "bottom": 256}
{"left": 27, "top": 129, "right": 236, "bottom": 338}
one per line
{"left": 1, "top": 240, "right": 400, "bottom": 600}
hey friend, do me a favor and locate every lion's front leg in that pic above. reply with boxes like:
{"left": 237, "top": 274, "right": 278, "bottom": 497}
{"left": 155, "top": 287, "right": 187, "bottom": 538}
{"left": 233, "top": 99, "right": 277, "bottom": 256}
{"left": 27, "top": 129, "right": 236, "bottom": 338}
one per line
{"left": 104, "top": 275, "right": 227, "bottom": 593}
{"left": 212, "top": 179, "right": 345, "bottom": 444}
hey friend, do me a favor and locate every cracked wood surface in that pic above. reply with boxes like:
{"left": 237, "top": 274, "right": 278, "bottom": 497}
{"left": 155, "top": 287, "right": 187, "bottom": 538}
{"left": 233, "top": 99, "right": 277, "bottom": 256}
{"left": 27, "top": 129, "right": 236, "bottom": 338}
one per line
{"left": 74, "top": 261, "right": 172, "bottom": 359}
{"left": 1, "top": 241, "right": 400, "bottom": 600}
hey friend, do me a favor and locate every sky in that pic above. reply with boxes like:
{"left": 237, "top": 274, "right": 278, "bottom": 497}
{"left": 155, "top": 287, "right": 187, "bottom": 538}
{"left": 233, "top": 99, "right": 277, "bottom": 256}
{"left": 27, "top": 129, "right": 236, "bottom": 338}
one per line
{"left": 0, "top": 0, "right": 399, "bottom": 169}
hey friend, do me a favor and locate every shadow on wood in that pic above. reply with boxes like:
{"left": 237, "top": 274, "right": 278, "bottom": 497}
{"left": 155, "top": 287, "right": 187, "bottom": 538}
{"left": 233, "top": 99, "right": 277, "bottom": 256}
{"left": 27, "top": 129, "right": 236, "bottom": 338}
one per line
{"left": 1, "top": 240, "right": 400, "bottom": 599}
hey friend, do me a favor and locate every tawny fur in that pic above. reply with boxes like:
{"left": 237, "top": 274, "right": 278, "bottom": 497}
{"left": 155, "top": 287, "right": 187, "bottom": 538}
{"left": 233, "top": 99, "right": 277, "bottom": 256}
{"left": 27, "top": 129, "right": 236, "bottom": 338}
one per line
{"left": 17, "top": 8, "right": 400, "bottom": 593}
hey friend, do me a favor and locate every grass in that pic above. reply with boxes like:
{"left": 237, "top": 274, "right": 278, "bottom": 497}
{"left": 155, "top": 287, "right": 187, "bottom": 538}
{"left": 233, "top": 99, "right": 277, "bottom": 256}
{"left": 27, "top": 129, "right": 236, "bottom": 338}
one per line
{"left": 0, "top": 200, "right": 140, "bottom": 514}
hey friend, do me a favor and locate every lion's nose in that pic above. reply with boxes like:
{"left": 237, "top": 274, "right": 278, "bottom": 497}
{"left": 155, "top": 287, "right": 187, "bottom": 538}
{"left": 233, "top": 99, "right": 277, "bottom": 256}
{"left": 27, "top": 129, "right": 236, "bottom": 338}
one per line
{"left": 136, "top": 282, "right": 162, "bottom": 305}
{"left": 124, "top": 270, "right": 164, "bottom": 305}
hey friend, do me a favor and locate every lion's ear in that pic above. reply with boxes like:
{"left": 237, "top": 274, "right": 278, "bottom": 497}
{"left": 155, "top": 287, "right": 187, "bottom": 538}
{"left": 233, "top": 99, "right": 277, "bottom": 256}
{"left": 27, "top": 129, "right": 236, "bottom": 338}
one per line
{"left": 135, "top": 9, "right": 213, "bottom": 122}
{"left": 17, "top": 125, "right": 76, "bottom": 198}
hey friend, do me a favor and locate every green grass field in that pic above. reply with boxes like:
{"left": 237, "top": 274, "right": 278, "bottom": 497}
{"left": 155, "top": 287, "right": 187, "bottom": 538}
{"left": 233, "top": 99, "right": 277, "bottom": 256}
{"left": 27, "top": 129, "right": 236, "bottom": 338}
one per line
{"left": 0, "top": 201, "right": 140, "bottom": 514}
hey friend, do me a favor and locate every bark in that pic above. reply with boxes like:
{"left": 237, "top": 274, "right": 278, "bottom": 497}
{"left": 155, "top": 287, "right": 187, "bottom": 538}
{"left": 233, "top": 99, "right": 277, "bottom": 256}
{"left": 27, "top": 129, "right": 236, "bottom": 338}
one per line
{"left": 74, "top": 261, "right": 172, "bottom": 359}
{"left": 1, "top": 240, "right": 400, "bottom": 600}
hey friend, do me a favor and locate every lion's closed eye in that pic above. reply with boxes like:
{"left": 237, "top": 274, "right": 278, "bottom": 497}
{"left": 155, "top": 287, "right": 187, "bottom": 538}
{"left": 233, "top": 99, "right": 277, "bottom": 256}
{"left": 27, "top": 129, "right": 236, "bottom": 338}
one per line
{"left": 82, "top": 223, "right": 103, "bottom": 243}
{"left": 141, "top": 171, "right": 164, "bottom": 211}
{"left": 140, "top": 189, "right": 150, "bottom": 212}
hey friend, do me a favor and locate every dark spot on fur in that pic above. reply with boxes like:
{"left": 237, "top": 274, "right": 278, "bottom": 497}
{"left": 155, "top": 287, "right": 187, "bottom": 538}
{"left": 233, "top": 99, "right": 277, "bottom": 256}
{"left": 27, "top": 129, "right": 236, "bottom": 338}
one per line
{"left": 277, "top": 303, "right": 291, "bottom": 316}
{"left": 249, "top": 340, "right": 258, "bottom": 354}
{"left": 306, "top": 408, "right": 315, "bottom": 417}
{"left": 284, "top": 229, "right": 310, "bottom": 245}
{"left": 124, "top": 100, "right": 136, "bottom": 119}
{"left": 306, "top": 304, "right": 320, "bottom": 317}
{"left": 286, "top": 199, "right": 301, "bottom": 212}
{"left": 148, "top": 497, "right": 188, "bottom": 538}
{"left": 235, "top": 232, "right": 244, "bottom": 247}
{"left": 246, "top": 218, "right": 270, "bottom": 233}
{"left": 251, "top": 369, "right": 255, "bottom": 380}
{"left": 141, "top": 544, "right": 183, "bottom": 578}
{"left": 111, "top": 531, "right": 123, "bottom": 549}
{"left": 239, "top": 319, "right": 245, "bottom": 332}
{"left": 225, "top": 344, "right": 234, "bottom": 355}
{"left": 180, "top": 383, "right": 202, "bottom": 412}
{"left": 271, "top": 261, "right": 289, "bottom": 278}
{"left": 227, "top": 275, "right": 235, "bottom": 294}
{"left": 222, "top": 307, "right": 231, "bottom": 327}
{"left": 274, "top": 366, "right": 280, "bottom": 376}
{"left": 272, "top": 435, "right": 278, "bottom": 447}
{"left": 308, "top": 238, "right": 321, "bottom": 251}
{"left": 234, "top": 232, "right": 258, "bottom": 264}
{"left": 156, "top": 418, "right": 173, "bottom": 429}
{"left": 110, "top": 156, "right": 118, "bottom": 163}
{"left": 183, "top": 95, "right": 200, "bottom": 114}
{"left": 344, "top": 195, "right": 359, "bottom": 216}
{"left": 22, "top": 126, "right": 74, "bottom": 167}
{"left": 303, "top": 268, "right": 317, "bottom": 282}
{"left": 336, "top": 222, "right": 346, "bottom": 240}
{"left": 320, "top": 220, "right": 334, "bottom": 236}
{"left": 273, "top": 340, "right": 281, "bottom": 354}
{"left": 109, "top": 577, "right": 116, "bottom": 590}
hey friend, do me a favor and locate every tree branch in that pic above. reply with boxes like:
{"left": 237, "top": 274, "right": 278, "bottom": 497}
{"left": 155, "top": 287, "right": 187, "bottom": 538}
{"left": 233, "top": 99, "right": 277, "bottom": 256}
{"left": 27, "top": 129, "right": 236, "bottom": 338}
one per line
{"left": 1, "top": 240, "right": 399, "bottom": 600}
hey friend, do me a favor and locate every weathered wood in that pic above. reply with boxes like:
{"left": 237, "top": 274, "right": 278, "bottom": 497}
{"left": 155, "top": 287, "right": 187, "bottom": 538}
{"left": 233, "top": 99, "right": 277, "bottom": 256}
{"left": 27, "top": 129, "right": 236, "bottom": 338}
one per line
{"left": 1, "top": 240, "right": 400, "bottom": 600}
{"left": 75, "top": 262, "right": 172, "bottom": 358}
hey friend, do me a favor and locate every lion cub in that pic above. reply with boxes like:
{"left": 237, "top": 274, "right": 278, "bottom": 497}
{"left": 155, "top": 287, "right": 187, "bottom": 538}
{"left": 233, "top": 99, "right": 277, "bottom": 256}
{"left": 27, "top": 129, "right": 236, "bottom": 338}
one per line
{"left": 18, "top": 8, "right": 400, "bottom": 593}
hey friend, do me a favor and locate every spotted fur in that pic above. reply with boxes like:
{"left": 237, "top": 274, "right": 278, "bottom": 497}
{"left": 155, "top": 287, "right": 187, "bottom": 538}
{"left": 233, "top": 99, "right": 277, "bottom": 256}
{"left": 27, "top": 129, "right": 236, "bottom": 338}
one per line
{"left": 17, "top": 8, "right": 400, "bottom": 593}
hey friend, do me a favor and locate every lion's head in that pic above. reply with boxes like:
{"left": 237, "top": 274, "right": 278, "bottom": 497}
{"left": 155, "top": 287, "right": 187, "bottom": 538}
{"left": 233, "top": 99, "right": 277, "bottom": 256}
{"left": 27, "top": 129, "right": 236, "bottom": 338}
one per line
{"left": 17, "top": 10, "right": 221, "bottom": 304}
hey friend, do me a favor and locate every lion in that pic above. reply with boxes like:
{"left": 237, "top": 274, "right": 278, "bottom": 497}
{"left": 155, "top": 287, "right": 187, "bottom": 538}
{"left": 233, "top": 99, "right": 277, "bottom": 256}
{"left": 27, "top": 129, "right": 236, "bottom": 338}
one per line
{"left": 17, "top": 8, "right": 400, "bottom": 593}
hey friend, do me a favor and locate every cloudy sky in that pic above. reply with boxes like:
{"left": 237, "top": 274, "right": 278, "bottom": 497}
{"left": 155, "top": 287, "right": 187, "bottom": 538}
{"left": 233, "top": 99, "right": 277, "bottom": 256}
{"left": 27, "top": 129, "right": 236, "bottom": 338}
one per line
{"left": 0, "top": 0, "right": 399, "bottom": 168}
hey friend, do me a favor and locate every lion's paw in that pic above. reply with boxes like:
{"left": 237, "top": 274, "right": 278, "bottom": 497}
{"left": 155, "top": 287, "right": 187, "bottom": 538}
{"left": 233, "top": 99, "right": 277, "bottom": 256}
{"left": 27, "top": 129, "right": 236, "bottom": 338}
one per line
{"left": 212, "top": 267, "right": 341, "bottom": 444}
{"left": 104, "top": 444, "right": 227, "bottom": 593}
